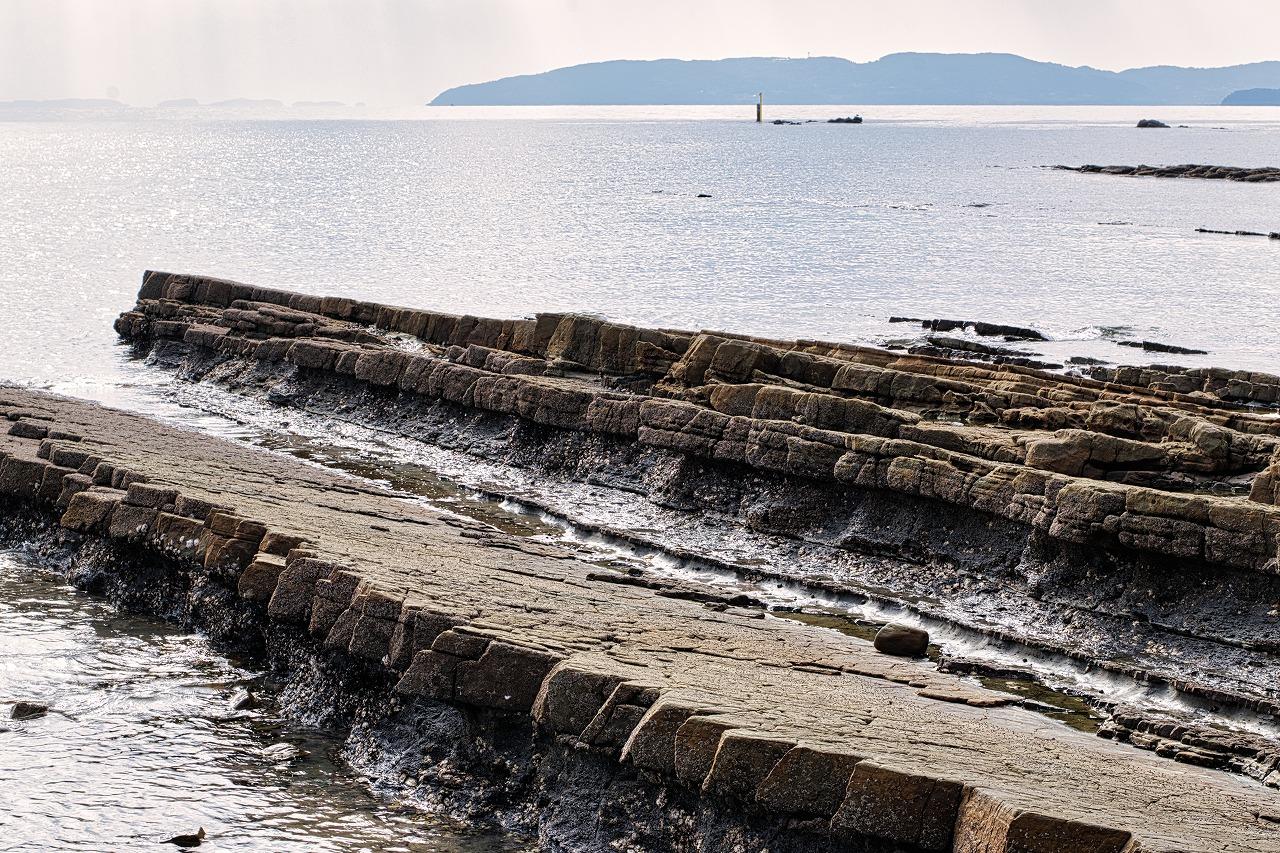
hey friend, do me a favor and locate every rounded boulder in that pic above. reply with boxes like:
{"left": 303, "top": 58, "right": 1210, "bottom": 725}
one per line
{"left": 873, "top": 622, "right": 929, "bottom": 658}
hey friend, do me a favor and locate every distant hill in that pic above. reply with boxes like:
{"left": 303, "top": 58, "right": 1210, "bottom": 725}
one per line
{"left": 208, "top": 98, "right": 285, "bottom": 109}
{"left": 429, "top": 53, "right": 1280, "bottom": 106}
{"left": 1222, "top": 87, "right": 1280, "bottom": 105}
{"left": 0, "top": 98, "right": 129, "bottom": 112}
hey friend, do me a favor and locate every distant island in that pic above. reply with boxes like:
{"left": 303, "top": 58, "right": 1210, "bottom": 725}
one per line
{"left": 430, "top": 53, "right": 1280, "bottom": 106}
{"left": 0, "top": 98, "right": 129, "bottom": 113}
{"left": 1222, "top": 87, "right": 1280, "bottom": 105}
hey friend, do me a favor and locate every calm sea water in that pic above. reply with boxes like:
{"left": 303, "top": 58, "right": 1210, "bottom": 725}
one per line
{"left": 1, "top": 104, "right": 1279, "bottom": 393}
{"left": 0, "top": 549, "right": 522, "bottom": 852}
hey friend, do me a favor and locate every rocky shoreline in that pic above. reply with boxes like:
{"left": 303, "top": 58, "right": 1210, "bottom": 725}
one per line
{"left": 112, "top": 271, "right": 1280, "bottom": 711}
{"left": 0, "top": 510, "right": 806, "bottom": 852}
{"left": 4, "top": 382, "right": 1280, "bottom": 852}
{"left": 2, "top": 269, "right": 1276, "bottom": 851}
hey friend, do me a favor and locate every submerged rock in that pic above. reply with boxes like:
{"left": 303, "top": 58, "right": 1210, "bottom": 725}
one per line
{"left": 1196, "top": 227, "right": 1279, "bottom": 240}
{"left": 873, "top": 623, "right": 929, "bottom": 657}
{"left": 262, "top": 742, "right": 304, "bottom": 763}
{"left": 920, "top": 318, "right": 1047, "bottom": 341}
{"left": 1117, "top": 339, "right": 1208, "bottom": 355}
{"left": 1136, "top": 119, "right": 1170, "bottom": 128}
{"left": 163, "top": 827, "right": 206, "bottom": 848}
{"left": 10, "top": 701, "right": 48, "bottom": 720}
{"left": 228, "top": 688, "right": 259, "bottom": 711}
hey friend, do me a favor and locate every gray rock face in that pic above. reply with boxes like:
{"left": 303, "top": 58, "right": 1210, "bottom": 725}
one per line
{"left": 873, "top": 623, "right": 929, "bottom": 657}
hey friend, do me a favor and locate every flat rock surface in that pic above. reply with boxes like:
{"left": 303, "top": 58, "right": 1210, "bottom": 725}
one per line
{"left": 2, "top": 386, "right": 1277, "bottom": 852}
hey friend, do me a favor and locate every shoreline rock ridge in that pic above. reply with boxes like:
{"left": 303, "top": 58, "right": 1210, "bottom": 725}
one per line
{"left": 113, "top": 272, "right": 1280, "bottom": 711}
{"left": 46, "top": 267, "right": 1280, "bottom": 850}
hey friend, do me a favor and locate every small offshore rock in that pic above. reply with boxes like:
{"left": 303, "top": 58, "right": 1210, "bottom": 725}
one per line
{"left": 228, "top": 689, "right": 259, "bottom": 711}
{"left": 1136, "top": 119, "right": 1170, "bottom": 128}
{"left": 163, "top": 827, "right": 206, "bottom": 848}
{"left": 10, "top": 701, "right": 48, "bottom": 720}
{"left": 873, "top": 622, "right": 929, "bottom": 657}
{"left": 828, "top": 115, "right": 863, "bottom": 124}
{"left": 1117, "top": 339, "right": 1208, "bottom": 355}
{"left": 695, "top": 193, "right": 712, "bottom": 198}
{"left": 921, "top": 318, "right": 1047, "bottom": 341}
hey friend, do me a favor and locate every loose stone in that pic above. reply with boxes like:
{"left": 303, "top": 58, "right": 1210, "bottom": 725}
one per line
{"left": 873, "top": 622, "right": 930, "bottom": 657}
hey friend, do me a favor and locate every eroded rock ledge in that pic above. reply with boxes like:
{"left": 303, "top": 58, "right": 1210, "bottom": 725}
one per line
{"left": 2, "top": 386, "right": 1279, "bottom": 853}
{"left": 110, "top": 271, "right": 1280, "bottom": 715}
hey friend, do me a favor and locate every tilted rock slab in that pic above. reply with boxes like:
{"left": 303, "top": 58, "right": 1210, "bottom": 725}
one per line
{"left": 109, "top": 271, "right": 1280, "bottom": 719}
{"left": 1, "top": 387, "right": 1279, "bottom": 851}
{"left": 115, "top": 270, "right": 1280, "bottom": 577}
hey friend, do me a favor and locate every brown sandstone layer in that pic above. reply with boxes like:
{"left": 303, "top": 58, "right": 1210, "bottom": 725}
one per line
{"left": 110, "top": 271, "right": 1280, "bottom": 715}
{"left": 2, "top": 385, "right": 1279, "bottom": 852}
{"left": 115, "top": 270, "right": 1280, "bottom": 565}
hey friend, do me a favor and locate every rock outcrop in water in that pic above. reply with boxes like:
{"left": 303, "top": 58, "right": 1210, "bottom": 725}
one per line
{"left": 62, "top": 268, "right": 1280, "bottom": 851}
{"left": 1056, "top": 163, "right": 1280, "bottom": 182}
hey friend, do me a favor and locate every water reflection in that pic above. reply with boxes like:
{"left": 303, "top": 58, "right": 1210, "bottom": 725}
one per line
{"left": 0, "top": 549, "right": 521, "bottom": 852}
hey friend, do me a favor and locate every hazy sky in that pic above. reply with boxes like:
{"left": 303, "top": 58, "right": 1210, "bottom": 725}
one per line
{"left": 4, "top": 0, "right": 1279, "bottom": 105}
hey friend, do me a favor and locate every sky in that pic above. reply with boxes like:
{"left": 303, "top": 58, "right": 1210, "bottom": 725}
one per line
{"left": 3, "top": 0, "right": 1279, "bottom": 106}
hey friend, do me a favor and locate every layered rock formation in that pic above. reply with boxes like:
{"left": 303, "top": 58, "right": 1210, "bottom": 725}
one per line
{"left": 2, "top": 387, "right": 1279, "bottom": 852}
{"left": 1056, "top": 163, "right": 1280, "bottom": 182}
{"left": 109, "top": 272, "right": 1280, "bottom": 719}
{"left": 115, "top": 271, "right": 1280, "bottom": 571}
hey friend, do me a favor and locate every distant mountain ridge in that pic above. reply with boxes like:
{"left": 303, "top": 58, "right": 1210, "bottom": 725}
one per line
{"left": 429, "top": 53, "right": 1280, "bottom": 106}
